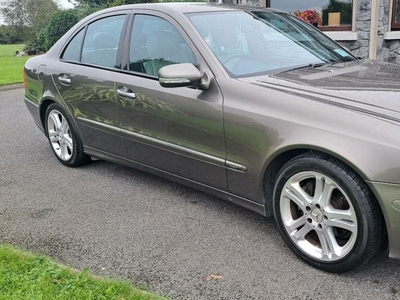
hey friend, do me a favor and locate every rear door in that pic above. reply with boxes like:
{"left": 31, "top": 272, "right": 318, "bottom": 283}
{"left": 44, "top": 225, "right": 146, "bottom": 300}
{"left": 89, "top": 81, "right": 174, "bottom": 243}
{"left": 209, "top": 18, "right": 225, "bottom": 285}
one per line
{"left": 114, "top": 11, "right": 227, "bottom": 189}
{"left": 52, "top": 12, "right": 128, "bottom": 157}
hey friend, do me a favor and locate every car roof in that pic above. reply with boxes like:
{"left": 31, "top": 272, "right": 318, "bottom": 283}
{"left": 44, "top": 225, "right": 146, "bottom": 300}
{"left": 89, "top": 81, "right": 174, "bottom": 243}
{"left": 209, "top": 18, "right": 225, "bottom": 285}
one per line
{"left": 46, "top": 2, "right": 287, "bottom": 59}
{"left": 95, "top": 2, "right": 285, "bottom": 15}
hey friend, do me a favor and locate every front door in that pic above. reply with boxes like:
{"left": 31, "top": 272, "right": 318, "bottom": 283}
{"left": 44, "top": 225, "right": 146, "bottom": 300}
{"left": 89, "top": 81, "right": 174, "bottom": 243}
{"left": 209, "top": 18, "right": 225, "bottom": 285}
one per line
{"left": 115, "top": 12, "right": 227, "bottom": 190}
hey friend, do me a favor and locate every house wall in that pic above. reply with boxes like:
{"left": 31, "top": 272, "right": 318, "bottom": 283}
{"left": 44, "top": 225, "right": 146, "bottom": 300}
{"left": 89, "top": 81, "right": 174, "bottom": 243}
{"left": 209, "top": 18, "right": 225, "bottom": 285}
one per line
{"left": 339, "top": 0, "right": 371, "bottom": 59}
{"left": 328, "top": 0, "right": 400, "bottom": 63}
{"left": 380, "top": 0, "right": 400, "bottom": 63}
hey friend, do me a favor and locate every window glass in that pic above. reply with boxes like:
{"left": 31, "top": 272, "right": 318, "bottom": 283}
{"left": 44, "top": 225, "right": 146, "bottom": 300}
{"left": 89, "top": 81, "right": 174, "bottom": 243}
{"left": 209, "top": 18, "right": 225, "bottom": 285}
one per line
{"left": 396, "top": 0, "right": 400, "bottom": 23}
{"left": 81, "top": 15, "right": 126, "bottom": 68}
{"left": 129, "top": 15, "right": 197, "bottom": 76}
{"left": 269, "top": 0, "right": 352, "bottom": 29}
{"left": 189, "top": 11, "right": 354, "bottom": 77}
{"left": 61, "top": 29, "right": 84, "bottom": 62}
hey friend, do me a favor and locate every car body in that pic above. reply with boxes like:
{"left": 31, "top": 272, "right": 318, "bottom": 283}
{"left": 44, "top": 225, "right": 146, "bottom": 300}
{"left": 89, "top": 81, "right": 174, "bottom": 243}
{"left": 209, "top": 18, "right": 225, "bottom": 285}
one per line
{"left": 23, "top": 3, "right": 400, "bottom": 272}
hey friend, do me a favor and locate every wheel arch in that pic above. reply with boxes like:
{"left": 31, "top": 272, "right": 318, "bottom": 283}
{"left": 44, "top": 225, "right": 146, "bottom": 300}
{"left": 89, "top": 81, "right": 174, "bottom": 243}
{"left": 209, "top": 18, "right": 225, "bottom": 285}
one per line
{"left": 268, "top": 149, "right": 387, "bottom": 272}
{"left": 39, "top": 98, "right": 56, "bottom": 133}
{"left": 262, "top": 146, "right": 388, "bottom": 255}
{"left": 262, "top": 146, "right": 383, "bottom": 222}
{"left": 39, "top": 100, "right": 90, "bottom": 167}
{"left": 39, "top": 98, "right": 85, "bottom": 144}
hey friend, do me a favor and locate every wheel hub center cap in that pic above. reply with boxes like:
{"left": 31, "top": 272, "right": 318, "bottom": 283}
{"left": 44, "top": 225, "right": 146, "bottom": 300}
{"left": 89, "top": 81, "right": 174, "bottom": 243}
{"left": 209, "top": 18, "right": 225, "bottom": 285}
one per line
{"left": 311, "top": 208, "right": 323, "bottom": 223}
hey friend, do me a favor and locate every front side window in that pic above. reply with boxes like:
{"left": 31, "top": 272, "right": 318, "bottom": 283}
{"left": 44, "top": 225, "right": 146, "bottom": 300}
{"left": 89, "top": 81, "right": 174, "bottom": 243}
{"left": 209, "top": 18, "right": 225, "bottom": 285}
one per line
{"left": 129, "top": 14, "right": 197, "bottom": 76}
{"left": 392, "top": 0, "right": 400, "bottom": 29}
{"left": 189, "top": 11, "right": 355, "bottom": 77}
{"left": 267, "top": 0, "right": 353, "bottom": 31}
{"left": 81, "top": 15, "right": 126, "bottom": 68}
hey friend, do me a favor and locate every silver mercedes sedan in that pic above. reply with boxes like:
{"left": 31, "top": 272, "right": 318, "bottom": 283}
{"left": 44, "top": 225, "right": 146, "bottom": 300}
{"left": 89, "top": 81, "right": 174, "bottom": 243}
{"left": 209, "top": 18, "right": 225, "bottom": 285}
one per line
{"left": 23, "top": 3, "right": 400, "bottom": 273}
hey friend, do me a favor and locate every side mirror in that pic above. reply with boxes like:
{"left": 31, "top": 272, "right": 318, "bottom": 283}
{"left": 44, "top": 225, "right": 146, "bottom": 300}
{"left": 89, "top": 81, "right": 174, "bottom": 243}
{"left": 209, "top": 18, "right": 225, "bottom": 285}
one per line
{"left": 158, "top": 63, "right": 208, "bottom": 89}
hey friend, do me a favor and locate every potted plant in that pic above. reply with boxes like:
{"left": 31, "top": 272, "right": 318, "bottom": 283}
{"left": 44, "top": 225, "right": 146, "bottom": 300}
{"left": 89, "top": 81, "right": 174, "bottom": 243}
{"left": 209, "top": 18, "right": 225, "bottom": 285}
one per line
{"left": 294, "top": 9, "right": 322, "bottom": 27}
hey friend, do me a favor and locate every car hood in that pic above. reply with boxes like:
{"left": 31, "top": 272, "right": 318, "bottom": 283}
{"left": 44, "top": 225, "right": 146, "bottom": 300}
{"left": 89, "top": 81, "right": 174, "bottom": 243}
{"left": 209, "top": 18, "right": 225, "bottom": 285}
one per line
{"left": 239, "top": 59, "right": 400, "bottom": 123}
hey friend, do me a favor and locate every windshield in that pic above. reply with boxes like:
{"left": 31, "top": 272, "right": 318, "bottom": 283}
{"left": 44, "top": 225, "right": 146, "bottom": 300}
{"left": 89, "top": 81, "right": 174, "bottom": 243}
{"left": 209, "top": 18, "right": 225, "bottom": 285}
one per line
{"left": 188, "top": 10, "right": 355, "bottom": 77}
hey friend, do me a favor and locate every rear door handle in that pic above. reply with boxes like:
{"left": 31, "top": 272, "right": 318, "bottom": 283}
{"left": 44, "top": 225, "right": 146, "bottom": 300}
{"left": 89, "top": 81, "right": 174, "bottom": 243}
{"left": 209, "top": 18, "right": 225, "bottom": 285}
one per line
{"left": 117, "top": 87, "right": 136, "bottom": 100}
{"left": 58, "top": 75, "right": 71, "bottom": 85}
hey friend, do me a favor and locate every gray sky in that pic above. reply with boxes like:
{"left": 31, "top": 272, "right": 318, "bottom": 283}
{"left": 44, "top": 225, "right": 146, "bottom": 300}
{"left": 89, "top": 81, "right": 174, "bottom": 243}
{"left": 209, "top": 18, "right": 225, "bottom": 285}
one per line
{"left": 59, "top": 0, "right": 75, "bottom": 9}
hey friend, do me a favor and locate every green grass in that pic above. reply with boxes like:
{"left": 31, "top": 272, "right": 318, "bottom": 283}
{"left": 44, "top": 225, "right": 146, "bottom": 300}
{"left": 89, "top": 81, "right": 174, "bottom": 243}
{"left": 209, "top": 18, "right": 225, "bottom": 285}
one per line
{"left": 0, "top": 244, "right": 167, "bottom": 300}
{"left": 0, "top": 44, "right": 25, "bottom": 57}
{"left": 0, "top": 44, "right": 30, "bottom": 86}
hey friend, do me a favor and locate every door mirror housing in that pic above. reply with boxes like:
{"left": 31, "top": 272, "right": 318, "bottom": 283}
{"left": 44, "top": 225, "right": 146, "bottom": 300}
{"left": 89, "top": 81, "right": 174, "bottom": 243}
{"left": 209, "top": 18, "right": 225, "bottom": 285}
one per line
{"left": 158, "top": 63, "right": 204, "bottom": 89}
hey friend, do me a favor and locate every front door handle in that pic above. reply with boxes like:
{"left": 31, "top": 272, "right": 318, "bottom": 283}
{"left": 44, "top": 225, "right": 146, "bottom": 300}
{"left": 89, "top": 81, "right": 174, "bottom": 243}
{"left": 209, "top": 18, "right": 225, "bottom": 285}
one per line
{"left": 117, "top": 87, "right": 136, "bottom": 100}
{"left": 58, "top": 75, "right": 71, "bottom": 85}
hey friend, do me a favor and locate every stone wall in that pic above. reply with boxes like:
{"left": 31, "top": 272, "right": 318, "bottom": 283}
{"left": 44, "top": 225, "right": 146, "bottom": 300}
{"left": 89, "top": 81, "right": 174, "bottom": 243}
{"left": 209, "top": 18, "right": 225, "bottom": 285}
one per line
{"left": 326, "top": 0, "right": 400, "bottom": 63}
{"left": 338, "top": 0, "right": 371, "bottom": 59}
{"left": 380, "top": 0, "right": 400, "bottom": 63}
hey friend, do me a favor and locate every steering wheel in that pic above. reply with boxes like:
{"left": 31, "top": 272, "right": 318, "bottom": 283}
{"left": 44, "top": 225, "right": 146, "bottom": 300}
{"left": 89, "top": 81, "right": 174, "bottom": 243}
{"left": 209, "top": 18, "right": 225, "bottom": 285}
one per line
{"left": 221, "top": 53, "right": 249, "bottom": 64}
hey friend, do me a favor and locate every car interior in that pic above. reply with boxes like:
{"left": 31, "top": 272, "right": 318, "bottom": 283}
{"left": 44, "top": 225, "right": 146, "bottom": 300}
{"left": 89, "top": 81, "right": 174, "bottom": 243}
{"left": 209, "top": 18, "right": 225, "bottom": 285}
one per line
{"left": 81, "top": 31, "right": 119, "bottom": 68}
{"left": 129, "top": 30, "right": 195, "bottom": 76}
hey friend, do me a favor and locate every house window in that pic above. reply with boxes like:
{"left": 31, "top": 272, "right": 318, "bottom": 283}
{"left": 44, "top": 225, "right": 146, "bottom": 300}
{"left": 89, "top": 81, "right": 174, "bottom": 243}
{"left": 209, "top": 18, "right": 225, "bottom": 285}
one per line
{"left": 392, "top": 0, "right": 400, "bottom": 29}
{"left": 267, "top": 0, "right": 353, "bottom": 31}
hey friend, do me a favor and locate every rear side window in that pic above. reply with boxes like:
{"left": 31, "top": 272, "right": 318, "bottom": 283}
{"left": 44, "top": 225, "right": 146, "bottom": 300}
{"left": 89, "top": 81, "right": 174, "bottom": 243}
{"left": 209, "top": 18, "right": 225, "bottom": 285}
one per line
{"left": 61, "top": 15, "right": 126, "bottom": 67}
{"left": 61, "top": 29, "right": 84, "bottom": 62}
{"left": 81, "top": 15, "right": 126, "bottom": 68}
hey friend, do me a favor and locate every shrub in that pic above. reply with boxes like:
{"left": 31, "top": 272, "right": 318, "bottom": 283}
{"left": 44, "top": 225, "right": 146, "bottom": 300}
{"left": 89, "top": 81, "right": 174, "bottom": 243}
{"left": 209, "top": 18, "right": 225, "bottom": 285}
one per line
{"left": 29, "top": 9, "right": 79, "bottom": 52}
{"left": 0, "top": 25, "right": 24, "bottom": 44}
{"left": 44, "top": 10, "right": 79, "bottom": 50}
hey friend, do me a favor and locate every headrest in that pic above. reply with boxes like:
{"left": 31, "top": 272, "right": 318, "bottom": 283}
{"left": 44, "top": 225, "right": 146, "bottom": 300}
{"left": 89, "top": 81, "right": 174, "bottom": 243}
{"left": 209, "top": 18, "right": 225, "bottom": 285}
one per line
{"left": 92, "top": 32, "right": 118, "bottom": 49}
{"left": 147, "top": 31, "right": 181, "bottom": 59}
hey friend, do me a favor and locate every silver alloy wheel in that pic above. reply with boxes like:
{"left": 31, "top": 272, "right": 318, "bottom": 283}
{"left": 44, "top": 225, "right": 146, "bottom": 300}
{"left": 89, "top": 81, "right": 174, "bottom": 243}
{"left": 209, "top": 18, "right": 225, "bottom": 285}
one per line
{"left": 47, "top": 110, "right": 73, "bottom": 161}
{"left": 280, "top": 171, "right": 358, "bottom": 262}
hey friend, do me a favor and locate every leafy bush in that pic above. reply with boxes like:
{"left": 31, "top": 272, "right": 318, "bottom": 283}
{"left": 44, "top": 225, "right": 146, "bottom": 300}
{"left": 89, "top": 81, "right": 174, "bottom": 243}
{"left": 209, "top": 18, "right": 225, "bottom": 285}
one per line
{"left": 0, "top": 25, "right": 24, "bottom": 44}
{"left": 28, "top": 30, "right": 47, "bottom": 52}
{"left": 29, "top": 9, "right": 78, "bottom": 52}
{"left": 73, "top": 2, "right": 106, "bottom": 20}
{"left": 44, "top": 10, "right": 79, "bottom": 50}
{"left": 27, "top": 0, "right": 206, "bottom": 52}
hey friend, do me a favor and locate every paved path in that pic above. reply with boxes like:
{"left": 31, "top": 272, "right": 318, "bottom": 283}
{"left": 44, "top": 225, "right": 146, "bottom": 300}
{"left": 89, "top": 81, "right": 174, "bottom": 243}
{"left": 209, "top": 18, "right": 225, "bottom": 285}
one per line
{"left": 1, "top": 88, "right": 399, "bottom": 300}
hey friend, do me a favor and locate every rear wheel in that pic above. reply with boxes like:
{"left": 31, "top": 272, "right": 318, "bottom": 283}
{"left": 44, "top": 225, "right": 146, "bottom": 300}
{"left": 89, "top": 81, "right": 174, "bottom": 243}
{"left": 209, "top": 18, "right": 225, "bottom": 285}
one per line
{"left": 45, "top": 103, "right": 90, "bottom": 167}
{"left": 273, "top": 153, "right": 384, "bottom": 273}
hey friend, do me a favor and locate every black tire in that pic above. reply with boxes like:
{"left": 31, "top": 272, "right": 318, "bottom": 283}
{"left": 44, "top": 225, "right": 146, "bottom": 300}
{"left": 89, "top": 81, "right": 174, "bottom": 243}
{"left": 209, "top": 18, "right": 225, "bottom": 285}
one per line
{"left": 272, "top": 152, "right": 384, "bottom": 273}
{"left": 45, "top": 103, "right": 90, "bottom": 167}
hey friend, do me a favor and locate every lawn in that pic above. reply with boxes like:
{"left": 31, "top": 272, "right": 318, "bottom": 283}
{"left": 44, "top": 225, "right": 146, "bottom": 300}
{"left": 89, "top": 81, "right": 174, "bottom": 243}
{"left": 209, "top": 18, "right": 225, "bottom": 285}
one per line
{"left": 0, "top": 44, "right": 30, "bottom": 86}
{"left": 0, "top": 244, "right": 167, "bottom": 300}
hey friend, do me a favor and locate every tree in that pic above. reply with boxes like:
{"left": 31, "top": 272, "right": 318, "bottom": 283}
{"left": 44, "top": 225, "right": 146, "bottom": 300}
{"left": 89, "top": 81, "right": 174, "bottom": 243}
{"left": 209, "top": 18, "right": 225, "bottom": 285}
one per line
{"left": 29, "top": 9, "right": 79, "bottom": 51}
{"left": 73, "top": 2, "right": 107, "bottom": 19}
{"left": 0, "top": 0, "right": 59, "bottom": 41}
{"left": 72, "top": 0, "right": 108, "bottom": 5}
{"left": 0, "top": 25, "right": 23, "bottom": 44}
{"left": 44, "top": 9, "right": 79, "bottom": 50}
{"left": 73, "top": 0, "right": 157, "bottom": 7}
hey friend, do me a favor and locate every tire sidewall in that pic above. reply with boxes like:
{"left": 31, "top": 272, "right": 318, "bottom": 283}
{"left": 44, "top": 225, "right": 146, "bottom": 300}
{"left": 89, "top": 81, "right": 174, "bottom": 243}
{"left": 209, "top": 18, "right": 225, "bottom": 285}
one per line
{"left": 45, "top": 103, "right": 81, "bottom": 167}
{"left": 273, "top": 156, "right": 372, "bottom": 273}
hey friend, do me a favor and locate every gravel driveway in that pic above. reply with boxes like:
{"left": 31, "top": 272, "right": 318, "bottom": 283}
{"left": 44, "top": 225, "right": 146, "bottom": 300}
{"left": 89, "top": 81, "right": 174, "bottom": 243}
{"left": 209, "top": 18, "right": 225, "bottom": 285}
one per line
{"left": 1, "top": 87, "right": 399, "bottom": 300}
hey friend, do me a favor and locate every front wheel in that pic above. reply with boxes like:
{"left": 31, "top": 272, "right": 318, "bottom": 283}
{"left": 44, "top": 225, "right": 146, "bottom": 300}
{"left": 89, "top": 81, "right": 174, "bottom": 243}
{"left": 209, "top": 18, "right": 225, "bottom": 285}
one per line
{"left": 45, "top": 103, "right": 90, "bottom": 167}
{"left": 273, "top": 153, "right": 384, "bottom": 273}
